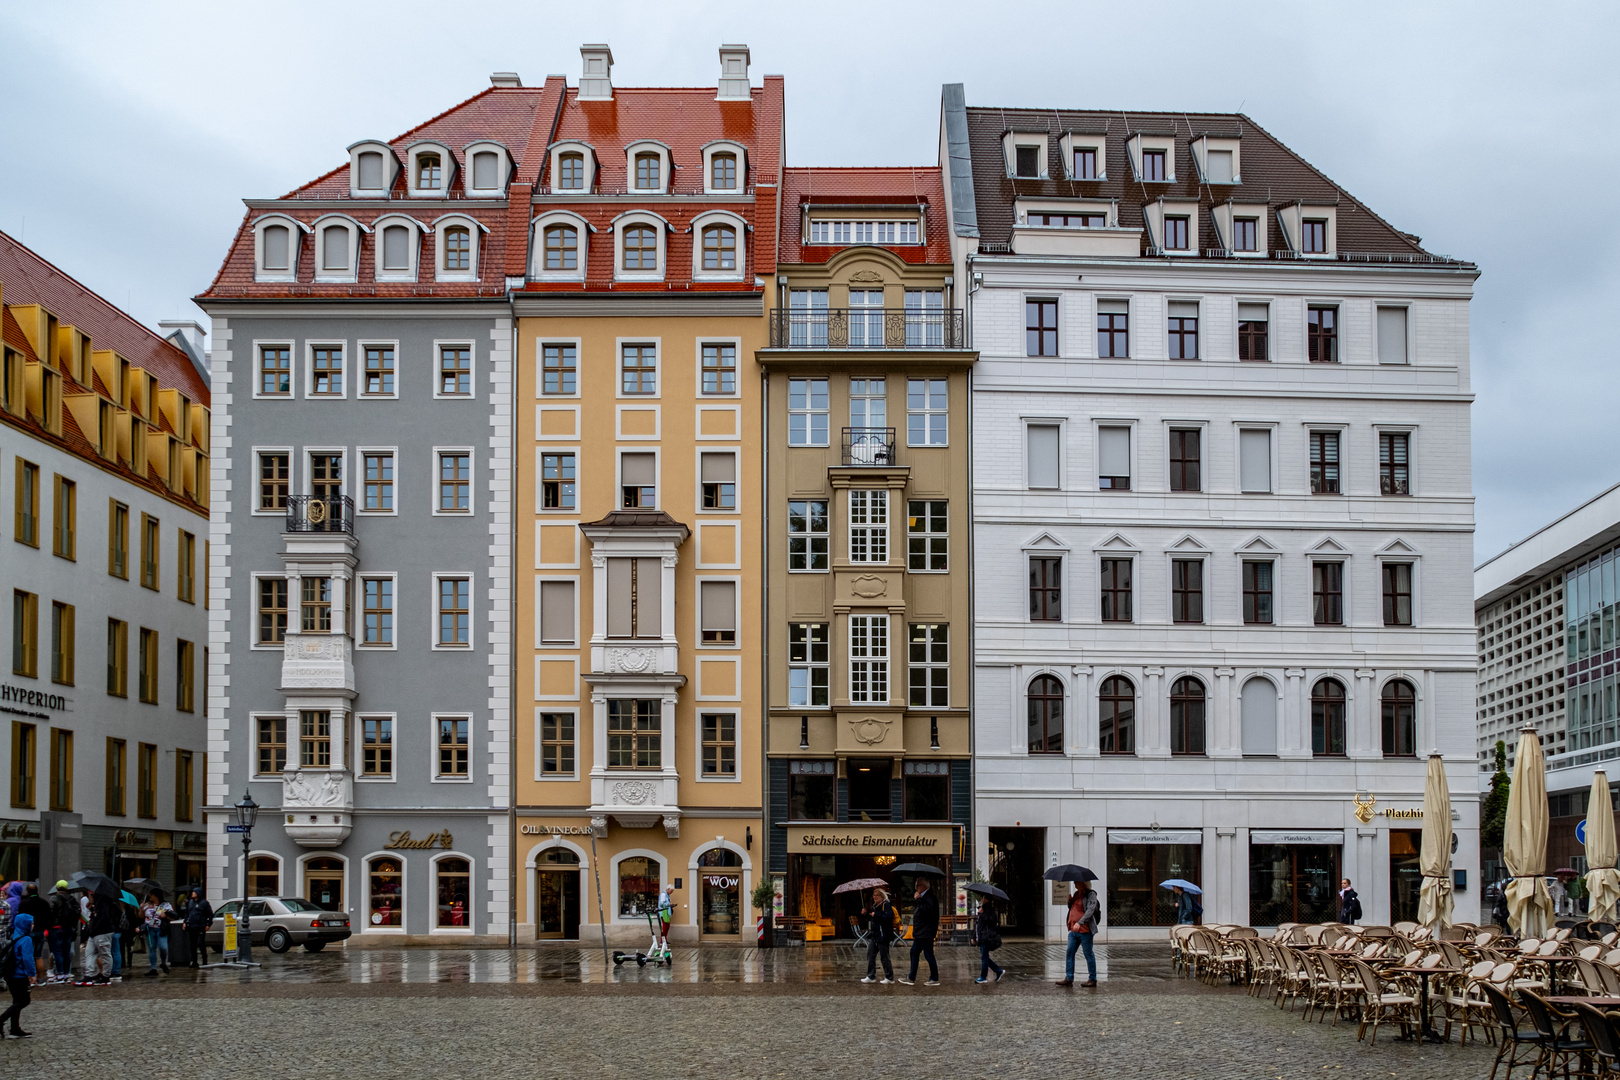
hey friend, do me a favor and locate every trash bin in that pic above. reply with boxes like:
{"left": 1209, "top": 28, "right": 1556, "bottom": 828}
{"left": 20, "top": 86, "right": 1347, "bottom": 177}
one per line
{"left": 168, "top": 922, "right": 192, "bottom": 967}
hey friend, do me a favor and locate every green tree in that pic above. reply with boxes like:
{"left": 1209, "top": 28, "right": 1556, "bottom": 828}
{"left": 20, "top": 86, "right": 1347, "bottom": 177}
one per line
{"left": 1481, "top": 740, "right": 1510, "bottom": 851}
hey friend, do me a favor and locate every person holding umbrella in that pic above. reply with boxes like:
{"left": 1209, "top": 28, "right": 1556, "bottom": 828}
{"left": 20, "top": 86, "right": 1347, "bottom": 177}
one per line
{"left": 859, "top": 887, "right": 896, "bottom": 984}
{"left": 897, "top": 875, "right": 941, "bottom": 986}
{"left": 968, "top": 884, "right": 1007, "bottom": 984}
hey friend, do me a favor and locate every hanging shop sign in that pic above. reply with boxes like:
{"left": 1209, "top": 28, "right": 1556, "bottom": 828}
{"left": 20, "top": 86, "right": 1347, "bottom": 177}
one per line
{"left": 786, "top": 825, "right": 954, "bottom": 854}
{"left": 1106, "top": 830, "right": 1202, "bottom": 845}
{"left": 384, "top": 829, "right": 454, "bottom": 850}
{"left": 1251, "top": 830, "right": 1345, "bottom": 845}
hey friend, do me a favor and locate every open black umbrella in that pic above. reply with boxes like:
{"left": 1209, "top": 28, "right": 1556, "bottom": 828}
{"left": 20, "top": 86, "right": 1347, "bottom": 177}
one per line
{"left": 889, "top": 863, "right": 946, "bottom": 876}
{"left": 964, "top": 882, "right": 1010, "bottom": 901}
{"left": 124, "top": 877, "right": 163, "bottom": 899}
{"left": 1043, "top": 864, "right": 1098, "bottom": 883}
{"left": 70, "top": 870, "right": 120, "bottom": 899}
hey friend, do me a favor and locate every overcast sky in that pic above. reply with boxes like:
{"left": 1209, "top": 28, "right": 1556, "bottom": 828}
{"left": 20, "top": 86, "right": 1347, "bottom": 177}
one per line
{"left": 3, "top": 1, "right": 1615, "bottom": 562}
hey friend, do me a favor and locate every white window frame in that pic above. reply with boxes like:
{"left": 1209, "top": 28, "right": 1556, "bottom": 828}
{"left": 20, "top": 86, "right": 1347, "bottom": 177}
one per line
{"left": 250, "top": 340, "right": 296, "bottom": 401}
{"left": 1190, "top": 136, "right": 1242, "bottom": 185}
{"left": 538, "top": 446, "right": 579, "bottom": 514}
{"left": 431, "top": 446, "right": 476, "bottom": 517}
{"left": 905, "top": 377, "right": 948, "bottom": 447}
{"left": 617, "top": 449, "right": 660, "bottom": 511}
{"left": 372, "top": 214, "right": 425, "bottom": 283}
{"left": 250, "top": 444, "right": 294, "bottom": 517}
{"left": 624, "top": 140, "right": 673, "bottom": 194}
{"left": 788, "top": 622, "right": 830, "bottom": 709}
{"left": 849, "top": 613, "right": 890, "bottom": 704}
{"left": 1060, "top": 133, "right": 1108, "bottom": 180}
{"left": 353, "top": 716, "right": 396, "bottom": 782}
{"left": 356, "top": 446, "right": 400, "bottom": 516}
{"left": 297, "top": 853, "right": 354, "bottom": 919}
{"left": 357, "top": 340, "right": 401, "bottom": 400}
{"left": 304, "top": 341, "right": 349, "bottom": 400}
{"left": 360, "top": 851, "right": 407, "bottom": 934}
{"left": 906, "top": 498, "right": 949, "bottom": 573}
{"left": 535, "top": 707, "right": 580, "bottom": 781}
{"left": 696, "top": 448, "right": 740, "bottom": 516}
{"left": 251, "top": 215, "right": 307, "bottom": 283}
{"left": 695, "top": 708, "right": 742, "bottom": 783}
{"left": 690, "top": 210, "right": 748, "bottom": 282}
{"left": 530, "top": 211, "right": 592, "bottom": 283}
{"left": 788, "top": 377, "right": 829, "bottom": 447}
{"left": 547, "top": 141, "right": 597, "bottom": 194}
{"left": 428, "top": 716, "right": 474, "bottom": 784}
{"left": 849, "top": 489, "right": 889, "bottom": 564}
{"left": 1126, "top": 133, "right": 1177, "bottom": 182}
{"left": 1215, "top": 203, "right": 1269, "bottom": 258}
{"left": 431, "top": 571, "right": 475, "bottom": 651}
{"left": 1375, "top": 550, "right": 1422, "bottom": 629}
{"left": 536, "top": 576, "right": 580, "bottom": 649}
{"left": 311, "top": 215, "right": 365, "bottom": 284}
{"left": 431, "top": 339, "right": 477, "bottom": 400}
{"left": 302, "top": 446, "right": 347, "bottom": 502}
{"left": 249, "top": 571, "right": 291, "bottom": 650}
{"left": 695, "top": 575, "right": 741, "bottom": 650}
{"left": 1307, "top": 546, "right": 1353, "bottom": 627}
{"left": 696, "top": 336, "right": 741, "bottom": 397}
{"left": 1164, "top": 297, "right": 1202, "bottom": 358}
{"left": 788, "top": 499, "right": 829, "bottom": 573}
{"left": 405, "top": 141, "right": 454, "bottom": 198}
{"left": 1145, "top": 200, "right": 1200, "bottom": 255}
{"left": 1093, "top": 419, "right": 1137, "bottom": 492}
{"left": 431, "top": 214, "right": 484, "bottom": 283}
{"left": 1374, "top": 424, "right": 1417, "bottom": 497}
{"left": 615, "top": 337, "right": 661, "bottom": 400}
{"left": 1305, "top": 423, "right": 1349, "bottom": 496}
{"left": 1375, "top": 303, "right": 1413, "bottom": 365}
{"left": 357, "top": 572, "right": 399, "bottom": 650}
{"left": 1003, "top": 131, "right": 1049, "bottom": 179}
{"left": 462, "top": 141, "right": 512, "bottom": 197}
{"left": 701, "top": 141, "right": 747, "bottom": 195}
{"left": 538, "top": 337, "right": 584, "bottom": 398}
{"left": 907, "top": 621, "right": 949, "bottom": 708}
{"left": 1023, "top": 418, "right": 1065, "bottom": 491}
{"left": 347, "top": 140, "right": 398, "bottom": 198}
{"left": 1164, "top": 549, "right": 1210, "bottom": 626}
{"left": 610, "top": 849, "right": 668, "bottom": 924}
{"left": 427, "top": 850, "right": 476, "bottom": 932}
{"left": 612, "top": 211, "right": 669, "bottom": 282}
{"left": 1236, "top": 423, "right": 1278, "bottom": 495}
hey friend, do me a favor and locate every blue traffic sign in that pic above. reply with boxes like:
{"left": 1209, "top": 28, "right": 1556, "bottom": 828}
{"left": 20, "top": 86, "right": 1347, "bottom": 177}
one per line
{"left": 1577, "top": 819, "right": 1588, "bottom": 846}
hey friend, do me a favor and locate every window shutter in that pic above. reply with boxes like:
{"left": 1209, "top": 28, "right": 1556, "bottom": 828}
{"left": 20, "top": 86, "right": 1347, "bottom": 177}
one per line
{"left": 1239, "top": 429, "right": 1272, "bottom": 493}
{"left": 1167, "top": 301, "right": 1199, "bottom": 318}
{"left": 607, "top": 559, "right": 632, "bottom": 637}
{"left": 635, "top": 557, "right": 662, "bottom": 638}
{"left": 700, "top": 580, "right": 735, "bottom": 632}
{"left": 1206, "top": 149, "right": 1233, "bottom": 183}
{"left": 1237, "top": 303, "right": 1268, "bottom": 322}
{"left": 1098, "top": 426, "right": 1130, "bottom": 479}
{"left": 539, "top": 581, "right": 573, "bottom": 644}
{"left": 473, "top": 151, "right": 497, "bottom": 189}
{"left": 700, "top": 452, "right": 735, "bottom": 483}
{"left": 322, "top": 226, "right": 348, "bottom": 271}
{"left": 621, "top": 453, "right": 655, "bottom": 486}
{"left": 1378, "top": 307, "right": 1408, "bottom": 364}
{"left": 1240, "top": 678, "right": 1277, "bottom": 755}
{"left": 358, "top": 152, "right": 383, "bottom": 190}
{"left": 1097, "top": 299, "right": 1128, "bottom": 314}
{"left": 382, "top": 226, "right": 409, "bottom": 270}
{"left": 1026, "top": 424, "right": 1060, "bottom": 489}
{"left": 263, "top": 225, "right": 289, "bottom": 270}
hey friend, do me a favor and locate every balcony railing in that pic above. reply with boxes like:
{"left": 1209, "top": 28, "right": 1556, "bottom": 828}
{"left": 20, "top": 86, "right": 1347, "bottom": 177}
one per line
{"left": 285, "top": 494, "right": 354, "bottom": 534}
{"left": 843, "top": 427, "right": 896, "bottom": 467}
{"left": 770, "top": 308, "right": 965, "bottom": 349}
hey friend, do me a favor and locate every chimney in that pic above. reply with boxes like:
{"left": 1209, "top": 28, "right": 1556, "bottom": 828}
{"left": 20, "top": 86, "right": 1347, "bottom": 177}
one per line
{"left": 579, "top": 45, "right": 613, "bottom": 100}
{"left": 716, "top": 44, "right": 751, "bottom": 100}
{"left": 490, "top": 72, "right": 522, "bottom": 88}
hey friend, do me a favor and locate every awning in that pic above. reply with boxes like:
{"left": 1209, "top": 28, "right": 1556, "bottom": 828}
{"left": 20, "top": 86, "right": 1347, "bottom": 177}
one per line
{"left": 1251, "top": 830, "right": 1345, "bottom": 845}
{"left": 1107, "top": 830, "right": 1202, "bottom": 845}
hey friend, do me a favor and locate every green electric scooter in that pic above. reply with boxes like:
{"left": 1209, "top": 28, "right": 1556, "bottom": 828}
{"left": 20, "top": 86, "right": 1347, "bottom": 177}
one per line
{"left": 612, "top": 909, "right": 673, "bottom": 967}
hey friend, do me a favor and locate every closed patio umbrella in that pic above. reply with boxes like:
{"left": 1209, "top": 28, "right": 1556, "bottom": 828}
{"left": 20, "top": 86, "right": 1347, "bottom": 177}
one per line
{"left": 1417, "top": 752, "right": 1454, "bottom": 932}
{"left": 1504, "top": 726, "right": 1555, "bottom": 937}
{"left": 1584, "top": 769, "right": 1620, "bottom": 923}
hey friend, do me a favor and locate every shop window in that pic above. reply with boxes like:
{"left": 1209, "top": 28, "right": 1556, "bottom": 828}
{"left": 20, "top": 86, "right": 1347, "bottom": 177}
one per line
{"left": 618, "top": 856, "right": 660, "bottom": 917}
{"left": 788, "top": 760, "right": 835, "bottom": 820}
{"left": 1169, "top": 677, "right": 1206, "bottom": 756}
{"left": 247, "top": 855, "right": 280, "bottom": 898}
{"left": 903, "top": 760, "right": 950, "bottom": 821}
{"left": 1389, "top": 829, "right": 1422, "bottom": 923}
{"left": 847, "top": 758, "right": 892, "bottom": 820}
{"left": 367, "top": 856, "right": 403, "bottom": 927}
{"left": 435, "top": 857, "right": 470, "bottom": 928}
{"left": 697, "top": 847, "right": 743, "bottom": 936}
{"left": 1027, "top": 674, "right": 1064, "bottom": 754}
{"left": 1107, "top": 843, "right": 1199, "bottom": 927}
{"left": 1099, "top": 676, "right": 1135, "bottom": 755}
{"left": 1381, "top": 679, "right": 1417, "bottom": 757}
{"left": 1311, "top": 678, "right": 1347, "bottom": 756}
{"left": 306, "top": 856, "right": 344, "bottom": 911}
{"left": 1249, "top": 844, "right": 1339, "bottom": 926}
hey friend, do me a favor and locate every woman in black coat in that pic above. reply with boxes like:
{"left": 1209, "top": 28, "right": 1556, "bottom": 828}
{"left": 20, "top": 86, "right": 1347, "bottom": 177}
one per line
{"left": 972, "top": 898, "right": 1003, "bottom": 984}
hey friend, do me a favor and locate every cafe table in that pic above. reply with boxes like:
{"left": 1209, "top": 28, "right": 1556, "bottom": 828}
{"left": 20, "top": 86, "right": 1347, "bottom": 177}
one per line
{"left": 1534, "top": 955, "right": 1585, "bottom": 996}
{"left": 1387, "top": 966, "right": 1459, "bottom": 1044}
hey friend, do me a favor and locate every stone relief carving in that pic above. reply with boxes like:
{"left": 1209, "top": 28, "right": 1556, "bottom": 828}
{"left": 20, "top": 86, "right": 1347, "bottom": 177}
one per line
{"left": 850, "top": 716, "right": 894, "bottom": 745}
{"left": 608, "top": 648, "right": 656, "bottom": 673}
{"left": 849, "top": 574, "right": 888, "bottom": 599}
{"left": 663, "top": 814, "right": 681, "bottom": 839}
{"left": 611, "top": 780, "right": 658, "bottom": 805}
{"left": 284, "top": 769, "right": 349, "bottom": 808}
{"left": 848, "top": 269, "right": 884, "bottom": 283}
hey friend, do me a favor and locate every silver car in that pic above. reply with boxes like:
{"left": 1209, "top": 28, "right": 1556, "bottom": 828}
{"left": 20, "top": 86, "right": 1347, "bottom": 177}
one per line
{"left": 206, "top": 897, "right": 352, "bottom": 954}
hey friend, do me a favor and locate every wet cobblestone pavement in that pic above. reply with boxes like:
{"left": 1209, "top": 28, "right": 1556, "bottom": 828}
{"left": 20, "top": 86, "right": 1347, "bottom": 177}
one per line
{"left": 1, "top": 943, "right": 1491, "bottom": 1078}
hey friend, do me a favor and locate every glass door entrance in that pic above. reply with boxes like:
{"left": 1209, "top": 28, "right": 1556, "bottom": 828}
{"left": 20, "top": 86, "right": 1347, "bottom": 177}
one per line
{"left": 306, "top": 856, "right": 344, "bottom": 911}
{"left": 535, "top": 847, "right": 580, "bottom": 940}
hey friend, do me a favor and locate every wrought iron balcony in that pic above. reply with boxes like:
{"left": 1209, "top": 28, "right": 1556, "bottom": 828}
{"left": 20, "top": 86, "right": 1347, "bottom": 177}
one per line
{"left": 285, "top": 495, "right": 354, "bottom": 534}
{"left": 843, "top": 428, "right": 896, "bottom": 467}
{"left": 770, "top": 308, "right": 965, "bottom": 349}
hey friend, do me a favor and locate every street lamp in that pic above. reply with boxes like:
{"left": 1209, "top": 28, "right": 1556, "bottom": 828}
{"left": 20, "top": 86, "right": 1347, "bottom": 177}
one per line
{"left": 234, "top": 791, "right": 259, "bottom": 966}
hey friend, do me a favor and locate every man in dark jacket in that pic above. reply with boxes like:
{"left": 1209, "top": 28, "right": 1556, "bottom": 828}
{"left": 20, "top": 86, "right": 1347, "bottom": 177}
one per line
{"left": 859, "top": 888, "right": 896, "bottom": 984}
{"left": 1338, "top": 878, "right": 1362, "bottom": 924}
{"left": 898, "top": 878, "right": 940, "bottom": 986}
{"left": 183, "top": 890, "right": 213, "bottom": 967}
{"left": 48, "top": 885, "right": 77, "bottom": 983}
{"left": 87, "top": 894, "right": 117, "bottom": 983}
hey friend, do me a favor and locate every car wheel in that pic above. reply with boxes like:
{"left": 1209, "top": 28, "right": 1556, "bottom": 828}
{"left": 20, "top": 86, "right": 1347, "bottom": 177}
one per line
{"left": 266, "top": 927, "right": 293, "bottom": 954}
{"left": 302, "top": 941, "right": 327, "bottom": 953}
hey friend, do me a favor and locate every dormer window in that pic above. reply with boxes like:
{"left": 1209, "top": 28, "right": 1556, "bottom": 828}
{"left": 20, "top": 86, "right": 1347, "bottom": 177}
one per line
{"left": 711, "top": 153, "right": 737, "bottom": 190}
{"left": 634, "top": 152, "right": 661, "bottom": 191}
{"left": 1191, "top": 136, "right": 1241, "bottom": 185}
{"left": 263, "top": 225, "right": 290, "bottom": 270}
{"left": 1164, "top": 216, "right": 1189, "bottom": 251}
{"left": 358, "top": 152, "right": 384, "bottom": 190}
{"left": 1303, "top": 219, "right": 1328, "bottom": 254}
{"left": 1234, "top": 217, "right": 1257, "bottom": 252}
{"left": 1073, "top": 147, "right": 1098, "bottom": 179}
{"left": 1030, "top": 212, "right": 1105, "bottom": 228}
{"left": 373, "top": 215, "right": 423, "bottom": 281}
{"left": 382, "top": 225, "right": 411, "bottom": 270}
{"left": 472, "top": 152, "right": 498, "bottom": 190}
{"left": 322, "top": 225, "right": 350, "bottom": 270}
{"left": 1016, "top": 146, "right": 1039, "bottom": 177}
{"left": 348, "top": 141, "right": 398, "bottom": 197}
{"left": 702, "top": 225, "right": 736, "bottom": 271}
{"left": 532, "top": 211, "right": 591, "bottom": 280}
{"left": 806, "top": 219, "right": 921, "bottom": 245}
{"left": 1142, "top": 150, "right": 1166, "bottom": 182}
{"left": 559, "top": 153, "right": 585, "bottom": 189}
{"left": 545, "top": 225, "right": 578, "bottom": 270}
{"left": 431, "top": 215, "right": 481, "bottom": 281}
{"left": 623, "top": 224, "right": 657, "bottom": 269}
{"left": 418, "top": 153, "right": 442, "bottom": 190}
{"left": 443, "top": 226, "right": 471, "bottom": 271}
{"left": 1206, "top": 150, "right": 1234, "bottom": 183}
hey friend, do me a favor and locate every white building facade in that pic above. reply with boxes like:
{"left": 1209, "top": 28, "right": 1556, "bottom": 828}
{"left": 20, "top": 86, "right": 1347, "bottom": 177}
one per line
{"left": 942, "top": 88, "right": 1482, "bottom": 937}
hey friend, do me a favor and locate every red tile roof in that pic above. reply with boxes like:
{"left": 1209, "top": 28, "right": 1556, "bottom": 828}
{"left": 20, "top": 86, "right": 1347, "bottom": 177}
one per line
{"left": 779, "top": 166, "right": 951, "bottom": 265}
{"left": 0, "top": 230, "right": 208, "bottom": 403}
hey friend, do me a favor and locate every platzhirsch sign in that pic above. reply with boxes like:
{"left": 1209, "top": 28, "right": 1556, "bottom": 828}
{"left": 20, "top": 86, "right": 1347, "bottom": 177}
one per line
{"left": 787, "top": 825, "right": 953, "bottom": 854}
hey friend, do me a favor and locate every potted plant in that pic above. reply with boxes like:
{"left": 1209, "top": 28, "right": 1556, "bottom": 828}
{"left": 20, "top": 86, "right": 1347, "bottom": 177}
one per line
{"left": 752, "top": 878, "right": 776, "bottom": 950}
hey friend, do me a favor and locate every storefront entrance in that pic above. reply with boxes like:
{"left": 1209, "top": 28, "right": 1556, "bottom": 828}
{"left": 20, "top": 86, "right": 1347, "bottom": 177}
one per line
{"left": 697, "top": 848, "right": 743, "bottom": 937}
{"left": 306, "top": 856, "right": 344, "bottom": 911}
{"left": 783, "top": 825, "right": 956, "bottom": 939}
{"left": 1106, "top": 839, "right": 1201, "bottom": 928}
{"left": 1250, "top": 838, "right": 1341, "bottom": 926}
{"left": 987, "top": 827, "right": 1045, "bottom": 937}
{"left": 535, "top": 847, "right": 580, "bottom": 940}
{"left": 1390, "top": 829, "right": 1422, "bottom": 924}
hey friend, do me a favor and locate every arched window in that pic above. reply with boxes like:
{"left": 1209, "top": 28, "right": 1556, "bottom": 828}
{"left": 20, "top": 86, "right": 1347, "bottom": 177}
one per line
{"left": 618, "top": 855, "right": 660, "bottom": 917}
{"left": 634, "top": 152, "right": 661, "bottom": 190}
{"left": 1027, "top": 674, "right": 1064, "bottom": 754}
{"left": 357, "top": 151, "right": 384, "bottom": 190}
{"left": 558, "top": 152, "right": 585, "bottom": 190}
{"left": 321, "top": 225, "right": 349, "bottom": 271}
{"left": 443, "top": 226, "right": 471, "bottom": 271}
{"left": 697, "top": 846, "right": 743, "bottom": 868}
{"left": 367, "top": 856, "right": 403, "bottom": 928}
{"left": 544, "top": 225, "right": 578, "bottom": 271}
{"left": 1240, "top": 677, "right": 1277, "bottom": 756}
{"left": 702, "top": 225, "right": 737, "bottom": 271}
{"left": 417, "top": 153, "right": 441, "bottom": 190}
{"left": 262, "top": 225, "right": 290, "bottom": 270}
{"left": 1311, "top": 678, "right": 1347, "bottom": 757}
{"left": 710, "top": 152, "right": 737, "bottom": 190}
{"left": 381, "top": 225, "right": 411, "bottom": 271}
{"left": 622, "top": 225, "right": 658, "bottom": 270}
{"left": 435, "top": 856, "right": 471, "bottom": 928}
{"left": 247, "top": 855, "right": 279, "bottom": 897}
{"left": 1170, "top": 677, "right": 1206, "bottom": 756}
{"left": 472, "top": 151, "right": 498, "bottom": 190}
{"left": 1099, "top": 676, "right": 1135, "bottom": 755}
{"left": 1381, "top": 679, "right": 1416, "bottom": 757}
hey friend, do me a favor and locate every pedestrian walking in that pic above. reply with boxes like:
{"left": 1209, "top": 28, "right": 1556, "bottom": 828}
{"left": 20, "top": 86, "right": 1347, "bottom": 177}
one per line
{"left": 141, "top": 893, "right": 174, "bottom": 976}
{"left": 183, "top": 889, "right": 213, "bottom": 967}
{"left": 656, "top": 885, "right": 675, "bottom": 949}
{"left": 86, "top": 893, "right": 116, "bottom": 984}
{"left": 898, "top": 878, "right": 940, "bottom": 986}
{"left": 48, "top": 884, "right": 76, "bottom": 983}
{"left": 972, "top": 897, "right": 1003, "bottom": 984}
{"left": 859, "top": 888, "right": 896, "bottom": 984}
{"left": 1337, "top": 878, "right": 1361, "bottom": 924}
{"left": 0, "top": 911, "right": 35, "bottom": 1038}
{"left": 1057, "top": 881, "right": 1100, "bottom": 988}
{"left": 1172, "top": 884, "right": 1199, "bottom": 925}
{"left": 17, "top": 886, "right": 50, "bottom": 980}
